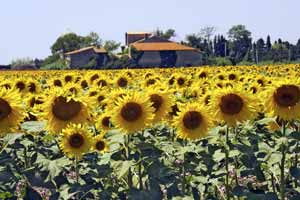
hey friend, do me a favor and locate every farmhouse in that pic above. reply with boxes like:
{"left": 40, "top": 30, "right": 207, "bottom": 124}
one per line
{"left": 65, "top": 46, "right": 109, "bottom": 69}
{"left": 125, "top": 32, "right": 152, "bottom": 46}
{"left": 129, "top": 36, "right": 202, "bottom": 67}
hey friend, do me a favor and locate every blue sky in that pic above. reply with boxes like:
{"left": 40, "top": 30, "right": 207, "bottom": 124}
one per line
{"left": 0, "top": 0, "right": 299, "bottom": 64}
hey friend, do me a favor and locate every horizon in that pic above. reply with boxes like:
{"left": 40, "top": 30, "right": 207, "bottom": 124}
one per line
{"left": 1, "top": 0, "right": 299, "bottom": 64}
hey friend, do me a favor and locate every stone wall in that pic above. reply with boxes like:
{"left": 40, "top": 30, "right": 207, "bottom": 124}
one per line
{"left": 134, "top": 50, "right": 202, "bottom": 67}
{"left": 70, "top": 49, "right": 108, "bottom": 69}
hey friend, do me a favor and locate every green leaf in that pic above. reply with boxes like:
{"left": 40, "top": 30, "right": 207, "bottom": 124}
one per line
{"left": 256, "top": 117, "right": 276, "bottom": 125}
{"left": 112, "top": 160, "right": 134, "bottom": 179}
{"left": 21, "top": 121, "right": 46, "bottom": 133}
{"left": 36, "top": 154, "right": 71, "bottom": 181}
{"left": 229, "top": 150, "right": 240, "bottom": 158}
{"left": 213, "top": 149, "right": 225, "bottom": 162}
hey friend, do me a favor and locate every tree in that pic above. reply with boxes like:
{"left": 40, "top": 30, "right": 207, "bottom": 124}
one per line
{"left": 10, "top": 57, "right": 34, "bottom": 67}
{"left": 154, "top": 28, "right": 176, "bottom": 40}
{"left": 256, "top": 38, "right": 265, "bottom": 62}
{"left": 103, "top": 40, "right": 121, "bottom": 53}
{"left": 51, "top": 33, "right": 84, "bottom": 54}
{"left": 51, "top": 32, "right": 103, "bottom": 54}
{"left": 266, "top": 35, "right": 272, "bottom": 50}
{"left": 84, "top": 32, "right": 102, "bottom": 47}
{"left": 227, "top": 25, "right": 252, "bottom": 63}
{"left": 199, "top": 26, "right": 216, "bottom": 41}
{"left": 228, "top": 25, "right": 251, "bottom": 41}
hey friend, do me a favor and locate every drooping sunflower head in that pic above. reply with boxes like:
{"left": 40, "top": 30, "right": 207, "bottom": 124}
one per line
{"left": 111, "top": 92, "right": 154, "bottom": 134}
{"left": 0, "top": 88, "right": 26, "bottom": 136}
{"left": 173, "top": 103, "right": 213, "bottom": 141}
{"left": 42, "top": 88, "right": 92, "bottom": 134}
{"left": 92, "top": 134, "right": 109, "bottom": 153}
{"left": 147, "top": 89, "right": 173, "bottom": 124}
{"left": 210, "top": 86, "right": 258, "bottom": 126}
{"left": 59, "top": 123, "right": 93, "bottom": 159}
{"left": 264, "top": 80, "right": 300, "bottom": 121}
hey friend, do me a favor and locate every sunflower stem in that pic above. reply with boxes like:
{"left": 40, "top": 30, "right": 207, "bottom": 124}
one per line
{"left": 75, "top": 158, "right": 79, "bottom": 184}
{"left": 74, "top": 157, "right": 80, "bottom": 200}
{"left": 182, "top": 153, "right": 186, "bottom": 195}
{"left": 225, "top": 126, "right": 230, "bottom": 200}
{"left": 280, "top": 121, "right": 287, "bottom": 200}
{"left": 138, "top": 158, "right": 143, "bottom": 190}
{"left": 125, "top": 135, "right": 133, "bottom": 189}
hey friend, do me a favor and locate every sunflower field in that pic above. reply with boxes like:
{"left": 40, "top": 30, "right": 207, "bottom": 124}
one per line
{"left": 1, "top": 65, "right": 300, "bottom": 200}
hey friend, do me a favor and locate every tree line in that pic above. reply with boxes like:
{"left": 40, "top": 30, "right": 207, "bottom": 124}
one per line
{"left": 184, "top": 25, "right": 300, "bottom": 66}
{"left": 9, "top": 25, "right": 300, "bottom": 69}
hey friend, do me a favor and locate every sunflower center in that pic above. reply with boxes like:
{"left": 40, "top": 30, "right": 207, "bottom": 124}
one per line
{"left": 102, "top": 116, "right": 110, "bottom": 127}
{"left": 274, "top": 85, "right": 300, "bottom": 107}
{"left": 16, "top": 82, "right": 26, "bottom": 91}
{"left": 3, "top": 84, "right": 11, "bottom": 89}
{"left": 118, "top": 78, "right": 128, "bottom": 87}
{"left": 90, "top": 74, "right": 99, "bottom": 82}
{"left": 121, "top": 102, "right": 142, "bottom": 122}
{"left": 146, "top": 79, "right": 156, "bottom": 86}
{"left": 89, "top": 91, "right": 98, "bottom": 97}
{"left": 220, "top": 94, "right": 244, "bottom": 115}
{"left": 183, "top": 111, "right": 202, "bottom": 130}
{"left": 98, "top": 95, "right": 105, "bottom": 103}
{"left": 97, "top": 80, "right": 107, "bottom": 87}
{"left": 150, "top": 94, "right": 163, "bottom": 112}
{"left": 169, "top": 78, "right": 175, "bottom": 85}
{"left": 257, "top": 79, "right": 264, "bottom": 86}
{"left": 69, "top": 133, "right": 84, "bottom": 148}
{"left": 229, "top": 74, "right": 236, "bottom": 80}
{"left": 199, "top": 72, "right": 207, "bottom": 78}
{"left": 250, "top": 87, "right": 257, "bottom": 94}
{"left": 54, "top": 80, "right": 62, "bottom": 87}
{"left": 65, "top": 76, "right": 72, "bottom": 83}
{"left": 177, "top": 78, "right": 185, "bottom": 86}
{"left": 95, "top": 140, "right": 106, "bottom": 151}
{"left": 52, "top": 96, "right": 81, "bottom": 121}
{"left": 81, "top": 80, "right": 88, "bottom": 89}
{"left": 28, "top": 83, "right": 36, "bottom": 93}
{"left": 0, "top": 98, "right": 12, "bottom": 121}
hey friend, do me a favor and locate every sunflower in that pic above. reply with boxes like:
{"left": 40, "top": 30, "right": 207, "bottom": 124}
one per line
{"left": 173, "top": 103, "right": 213, "bottom": 140}
{"left": 115, "top": 73, "right": 130, "bottom": 88}
{"left": 92, "top": 134, "right": 109, "bottom": 153}
{"left": 27, "top": 78, "right": 41, "bottom": 94}
{"left": 96, "top": 113, "right": 111, "bottom": 131}
{"left": 48, "top": 77, "right": 63, "bottom": 88}
{"left": 111, "top": 92, "right": 154, "bottom": 134}
{"left": 14, "top": 79, "right": 27, "bottom": 93}
{"left": 264, "top": 80, "right": 300, "bottom": 121}
{"left": 59, "top": 123, "right": 93, "bottom": 159}
{"left": 63, "top": 73, "right": 74, "bottom": 84}
{"left": 210, "top": 86, "right": 258, "bottom": 126}
{"left": 0, "top": 88, "right": 26, "bottom": 136}
{"left": 147, "top": 89, "right": 172, "bottom": 123}
{"left": 42, "top": 88, "right": 93, "bottom": 134}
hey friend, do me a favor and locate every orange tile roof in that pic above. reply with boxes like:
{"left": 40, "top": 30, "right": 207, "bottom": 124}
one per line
{"left": 65, "top": 46, "right": 106, "bottom": 55}
{"left": 131, "top": 42, "right": 197, "bottom": 51}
